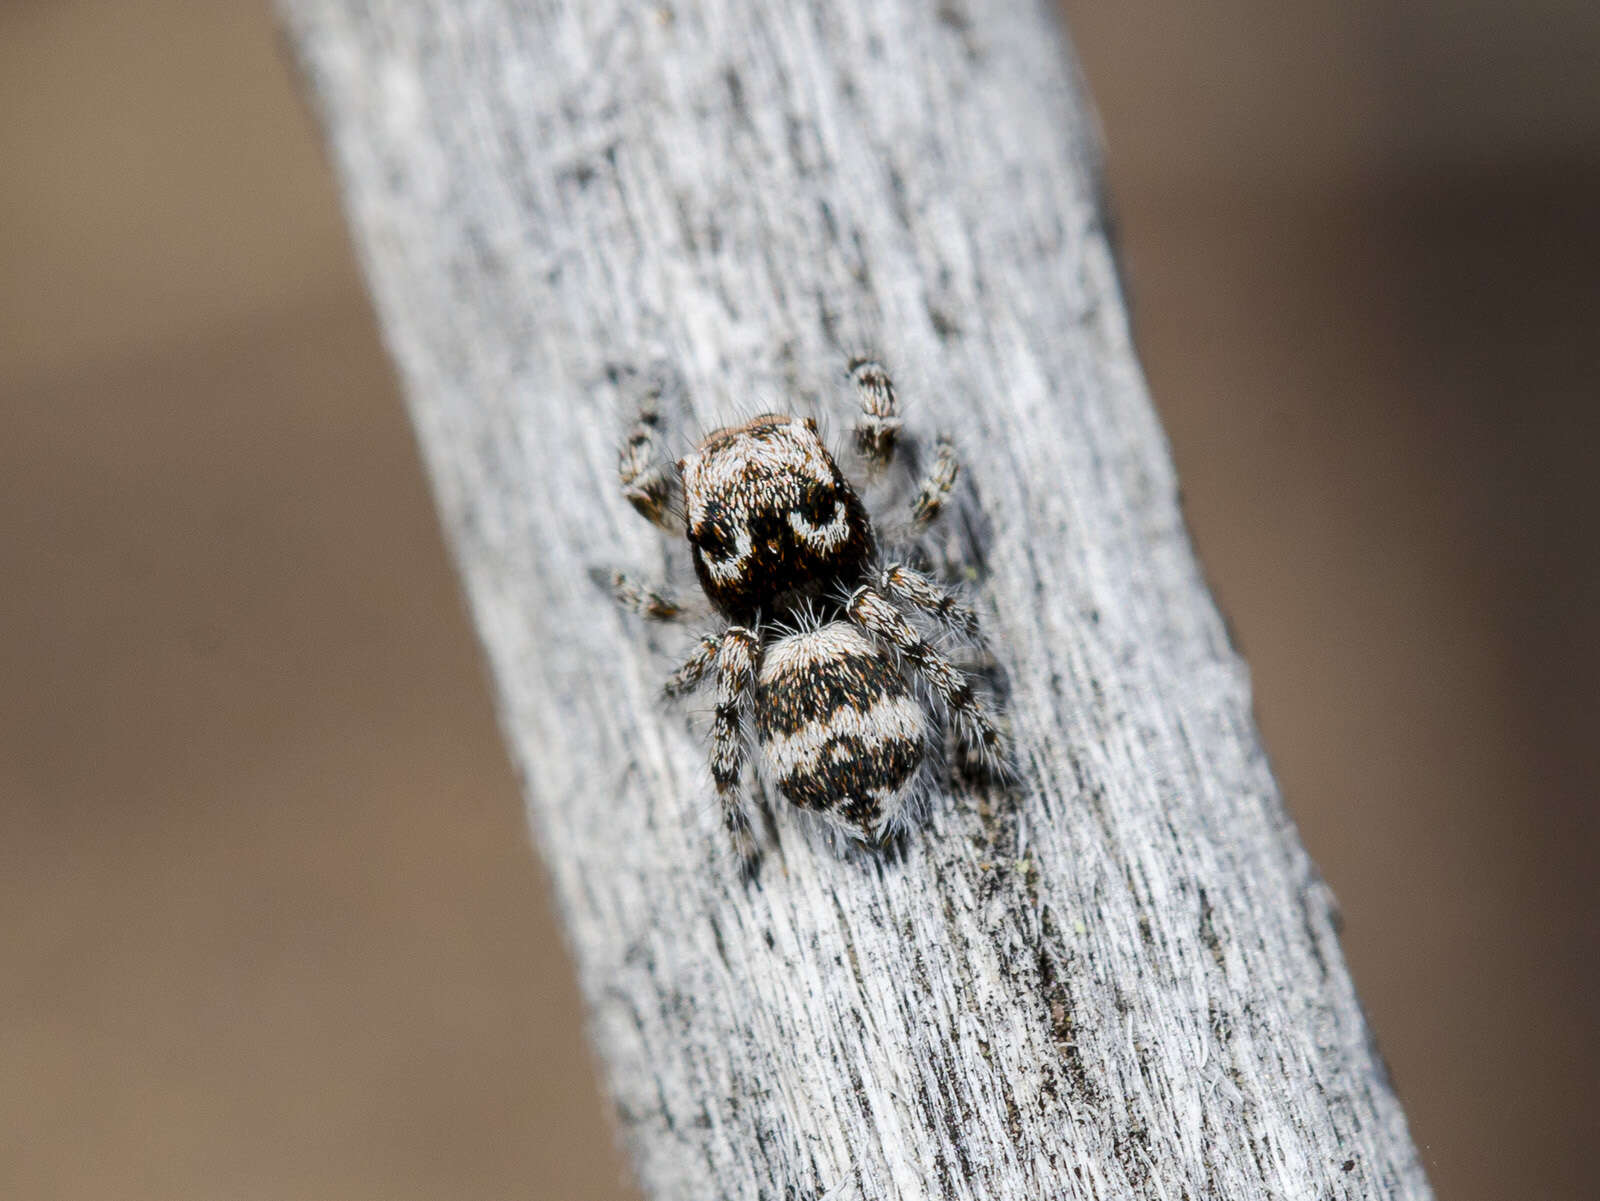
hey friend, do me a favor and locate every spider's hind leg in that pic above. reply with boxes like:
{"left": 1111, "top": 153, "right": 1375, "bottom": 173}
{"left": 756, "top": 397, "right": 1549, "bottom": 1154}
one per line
{"left": 655, "top": 626, "right": 762, "bottom": 874}
{"left": 846, "top": 585, "right": 1006, "bottom": 769}
{"left": 710, "top": 627, "right": 762, "bottom": 872}
{"left": 877, "top": 563, "right": 983, "bottom": 643}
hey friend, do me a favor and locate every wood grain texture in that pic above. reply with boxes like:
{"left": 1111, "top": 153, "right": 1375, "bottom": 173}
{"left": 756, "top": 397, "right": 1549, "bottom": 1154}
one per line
{"left": 280, "top": 2, "right": 1434, "bottom": 1197}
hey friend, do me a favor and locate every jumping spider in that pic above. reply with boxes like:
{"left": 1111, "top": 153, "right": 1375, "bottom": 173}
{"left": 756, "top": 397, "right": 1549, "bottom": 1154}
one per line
{"left": 602, "top": 359, "right": 1003, "bottom": 869}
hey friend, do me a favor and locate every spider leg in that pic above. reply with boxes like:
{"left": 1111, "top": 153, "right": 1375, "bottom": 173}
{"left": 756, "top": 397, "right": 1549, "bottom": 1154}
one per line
{"left": 848, "top": 357, "right": 901, "bottom": 469}
{"left": 617, "top": 387, "right": 682, "bottom": 530}
{"left": 878, "top": 563, "right": 983, "bottom": 643}
{"left": 847, "top": 585, "right": 1004, "bottom": 765}
{"left": 710, "top": 627, "right": 760, "bottom": 869}
{"left": 663, "top": 633, "right": 722, "bottom": 697}
{"left": 656, "top": 627, "right": 760, "bottom": 867}
{"left": 908, "top": 434, "right": 959, "bottom": 531}
{"left": 593, "top": 568, "right": 686, "bottom": 622}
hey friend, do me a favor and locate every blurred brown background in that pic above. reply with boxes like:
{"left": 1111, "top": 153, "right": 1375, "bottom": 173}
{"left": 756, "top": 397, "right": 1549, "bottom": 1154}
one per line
{"left": 2, "top": 2, "right": 1594, "bottom": 1198}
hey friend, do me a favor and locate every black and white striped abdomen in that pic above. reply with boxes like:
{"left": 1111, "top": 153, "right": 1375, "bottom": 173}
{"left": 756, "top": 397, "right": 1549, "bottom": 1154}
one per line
{"left": 753, "top": 623, "right": 928, "bottom": 839}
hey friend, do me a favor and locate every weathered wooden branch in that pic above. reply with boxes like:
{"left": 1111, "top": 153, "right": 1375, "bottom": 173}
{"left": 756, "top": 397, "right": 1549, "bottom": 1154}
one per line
{"left": 281, "top": 2, "right": 1434, "bottom": 1197}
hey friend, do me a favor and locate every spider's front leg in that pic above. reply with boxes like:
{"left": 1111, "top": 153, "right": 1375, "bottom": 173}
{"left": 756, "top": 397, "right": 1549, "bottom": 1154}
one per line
{"left": 848, "top": 358, "right": 960, "bottom": 531}
{"left": 847, "top": 586, "right": 1004, "bottom": 766}
{"left": 617, "top": 386, "right": 682, "bottom": 530}
{"left": 849, "top": 358, "right": 901, "bottom": 469}
{"left": 594, "top": 569, "right": 686, "bottom": 623}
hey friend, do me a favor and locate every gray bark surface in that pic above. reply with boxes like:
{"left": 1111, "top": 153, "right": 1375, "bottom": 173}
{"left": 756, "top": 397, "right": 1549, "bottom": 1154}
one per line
{"left": 281, "top": 3, "right": 1434, "bottom": 1198}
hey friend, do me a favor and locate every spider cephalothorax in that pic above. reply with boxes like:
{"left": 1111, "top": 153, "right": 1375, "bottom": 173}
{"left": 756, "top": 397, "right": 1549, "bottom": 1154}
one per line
{"left": 603, "top": 359, "right": 1002, "bottom": 869}
{"left": 681, "top": 415, "right": 873, "bottom": 622}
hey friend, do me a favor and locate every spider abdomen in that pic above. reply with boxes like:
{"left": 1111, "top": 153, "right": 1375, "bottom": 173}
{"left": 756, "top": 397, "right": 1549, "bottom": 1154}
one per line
{"left": 754, "top": 624, "right": 927, "bottom": 840}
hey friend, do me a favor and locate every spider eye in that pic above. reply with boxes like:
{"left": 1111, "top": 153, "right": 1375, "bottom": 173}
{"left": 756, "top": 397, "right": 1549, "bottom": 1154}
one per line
{"left": 693, "top": 523, "right": 734, "bottom": 563}
{"left": 799, "top": 483, "right": 837, "bottom": 525}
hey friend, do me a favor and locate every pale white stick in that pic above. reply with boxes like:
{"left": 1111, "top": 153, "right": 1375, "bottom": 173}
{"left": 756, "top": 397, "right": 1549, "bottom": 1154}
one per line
{"left": 282, "top": 3, "right": 1433, "bottom": 1197}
